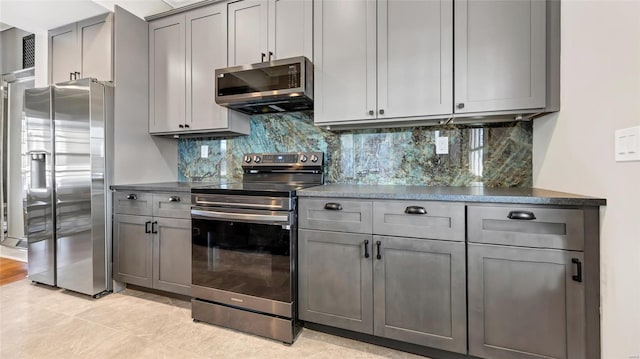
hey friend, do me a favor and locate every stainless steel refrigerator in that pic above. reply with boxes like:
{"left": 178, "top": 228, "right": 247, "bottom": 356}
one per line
{"left": 23, "top": 78, "right": 113, "bottom": 296}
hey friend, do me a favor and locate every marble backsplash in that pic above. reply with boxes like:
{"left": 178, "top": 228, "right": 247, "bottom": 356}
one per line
{"left": 178, "top": 113, "right": 532, "bottom": 187}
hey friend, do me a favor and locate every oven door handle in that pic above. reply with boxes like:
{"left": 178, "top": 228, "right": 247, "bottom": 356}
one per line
{"left": 191, "top": 209, "right": 290, "bottom": 225}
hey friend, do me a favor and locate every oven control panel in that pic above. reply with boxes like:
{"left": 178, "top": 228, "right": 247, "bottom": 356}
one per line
{"left": 242, "top": 152, "right": 323, "bottom": 166}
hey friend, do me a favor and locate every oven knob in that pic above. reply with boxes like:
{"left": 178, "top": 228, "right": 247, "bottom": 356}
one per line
{"left": 300, "top": 155, "right": 308, "bottom": 163}
{"left": 254, "top": 155, "right": 261, "bottom": 163}
{"left": 311, "top": 154, "right": 319, "bottom": 163}
{"left": 244, "top": 155, "right": 252, "bottom": 163}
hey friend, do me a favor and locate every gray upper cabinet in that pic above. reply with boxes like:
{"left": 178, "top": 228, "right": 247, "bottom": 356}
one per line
{"left": 373, "top": 235, "right": 466, "bottom": 354}
{"left": 298, "top": 229, "right": 374, "bottom": 334}
{"left": 149, "top": 14, "right": 185, "bottom": 134}
{"left": 314, "top": 0, "right": 453, "bottom": 126}
{"left": 49, "top": 13, "right": 113, "bottom": 84}
{"left": 454, "top": 0, "right": 547, "bottom": 114}
{"left": 186, "top": 5, "right": 232, "bottom": 132}
{"left": 228, "top": 0, "right": 312, "bottom": 66}
{"left": 228, "top": 0, "right": 268, "bottom": 65}
{"left": 149, "top": 3, "right": 249, "bottom": 136}
{"left": 468, "top": 243, "right": 586, "bottom": 359}
{"left": 268, "top": 0, "right": 313, "bottom": 60}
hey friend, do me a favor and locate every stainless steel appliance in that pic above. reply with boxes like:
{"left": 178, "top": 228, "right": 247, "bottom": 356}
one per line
{"left": 215, "top": 56, "right": 313, "bottom": 115}
{"left": 191, "top": 152, "right": 323, "bottom": 343}
{"left": 23, "top": 78, "right": 113, "bottom": 296}
{"left": 1, "top": 68, "right": 34, "bottom": 249}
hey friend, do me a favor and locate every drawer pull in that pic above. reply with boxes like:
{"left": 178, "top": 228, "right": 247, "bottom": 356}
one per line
{"left": 364, "top": 240, "right": 370, "bottom": 258}
{"left": 572, "top": 258, "right": 582, "bottom": 282}
{"left": 404, "top": 206, "right": 427, "bottom": 215}
{"left": 507, "top": 211, "right": 536, "bottom": 220}
{"left": 126, "top": 194, "right": 137, "bottom": 200}
{"left": 168, "top": 196, "right": 181, "bottom": 202}
{"left": 324, "top": 203, "right": 343, "bottom": 211}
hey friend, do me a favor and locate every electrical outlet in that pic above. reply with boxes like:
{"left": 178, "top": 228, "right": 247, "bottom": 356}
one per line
{"left": 200, "top": 145, "right": 209, "bottom": 158}
{"left": 615, "top": 126, "right": 640, "bottom": 162}
{"left": 436, "top": 137, "right": 449, "bottom": 155}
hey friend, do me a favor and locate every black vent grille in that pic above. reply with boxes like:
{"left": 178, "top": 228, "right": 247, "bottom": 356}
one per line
{"left": 22, "top": 34, "right": 35, "bottom": 68}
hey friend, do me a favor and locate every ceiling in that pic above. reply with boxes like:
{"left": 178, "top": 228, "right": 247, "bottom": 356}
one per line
{"left": 0, "top": 0, "right": 203, "bottom": 33}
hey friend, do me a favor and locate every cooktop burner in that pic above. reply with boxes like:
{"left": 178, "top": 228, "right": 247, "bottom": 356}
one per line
{"left": 191, "top": 152, "right": 324, "bottom": 198}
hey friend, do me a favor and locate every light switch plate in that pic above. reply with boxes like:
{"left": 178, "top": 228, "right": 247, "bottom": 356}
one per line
{"left": 615, "top": 126, "right": 640, "bottom": 162}
{"left": 436, "top": 137, "right": 449, "bottom": 155}
{"left": 200, "top": 145, "right": 209, "bottom": 158}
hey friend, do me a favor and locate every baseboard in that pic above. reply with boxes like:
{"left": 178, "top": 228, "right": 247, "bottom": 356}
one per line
{"left": 0, "top": 244, "right": 27, "bottom": 262}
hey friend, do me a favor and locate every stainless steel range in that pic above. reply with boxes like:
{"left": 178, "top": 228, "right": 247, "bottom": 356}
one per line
{"left": 190, "top": 152, "right": 323, "bottom": 343}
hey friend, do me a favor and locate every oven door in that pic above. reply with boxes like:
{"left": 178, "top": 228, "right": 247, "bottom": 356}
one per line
{"left": 191, "top": 207, "right": 294, "bottom": 317}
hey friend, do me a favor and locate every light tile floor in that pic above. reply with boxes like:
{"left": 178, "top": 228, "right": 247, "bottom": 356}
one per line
{"left": 0, "top": 280, "right": 425, "bottom": 358}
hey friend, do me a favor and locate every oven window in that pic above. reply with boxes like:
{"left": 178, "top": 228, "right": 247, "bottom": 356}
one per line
{"left": 192, "top": 218, "right": 291, "bottom": 303}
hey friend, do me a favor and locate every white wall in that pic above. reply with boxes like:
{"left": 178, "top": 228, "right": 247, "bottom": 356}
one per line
{"left": 533, "top": 1, "right": 640, "bottom": 358}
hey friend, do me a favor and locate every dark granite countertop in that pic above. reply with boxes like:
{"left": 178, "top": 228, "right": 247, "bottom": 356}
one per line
{"left": 297, "top": 185, "right": 606, "bottom": 206}
{"left": 110, "top": 181, "right": 225, "bottom": 192}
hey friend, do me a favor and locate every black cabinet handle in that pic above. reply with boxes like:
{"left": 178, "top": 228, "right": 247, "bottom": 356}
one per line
{"left": 179, "top": 124, "right": 184, "bottom": 129}
{"left": 405, "top": 206, "right": 427, "bottom": 215}
{"left": 184, "top": 124, "right": 190, "bottom": 128}
{"left": 70, "top": 72, "right": 74, "bottom": 80}
{"left": 572, "top": 258, "right": 582, "bottom": 282}
{"left": 457, "top": 103, "right": 465, "bottom": 109}
{"left": 379, "top": 109, "right": 385, "bottom": 115}
{"left": 507, "top": 211, "right": 536, "bottom": 220}
{"left": 324, "top": 203, "right": 342, "bottom": 211}
{"left": 368, "top": 110, "right": 374, "bottom": 116}
{"left": 168, "top": 196, "right": 180, "bottom": 202}
{"left": 261, "top": 52, "right": 266, "bottom": 62}
{"left": 145, "top": 221, "right": 151, "bottom": 234}
{"left": 268, "top": 51, "right": 273, "bottom": 61}
{"left": 364, "top": 240, "right": 370, "bottom": 258}
{"left": 126, "top": 194, "right": 137, "bottom": 200}
{"left": 376, "top": 240, "right": 382, "bottom": 260}
{"left": 151, "top": 221, "right": 158, "bottom": 234}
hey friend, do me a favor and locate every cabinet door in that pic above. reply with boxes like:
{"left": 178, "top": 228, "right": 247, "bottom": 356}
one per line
{"left": 186, "top": 4, "right": 229, "bottom": 131}
{"left": 298, "top": 229, "right": 373, "bottom": 334}
{"left": 268, "top": 0, "right": 313, "bottom": 60}
{"left": 377, "top": 0, "right": 453, "bottom": 119}
{"left": 149, "top": 14, "right": 186, "bottom": 133}
{"left": 468, "top": 243, "right": 586, "bottom": 359}
{"left": 228, "top": 0, "right": 268, "bottom": 66}
{"left": 78, "top": 13, "right": 113, "bottom": 81}
{"left": 49, "top": 23, "right": 79, "bottom": 84}
{"left": 373, "top": 236, "right": 466, "bottom": 353}
{"left": 454, "top": 0, "right": 546, "bottom": 113}
{"left": 314, "top": 0, "right": 376, "bottom": 124}
{"left": 153, "top": 217, "right": 192, "bottom": 296}
{"left": 113, "top": 214, "right": 153, "bottom": 288}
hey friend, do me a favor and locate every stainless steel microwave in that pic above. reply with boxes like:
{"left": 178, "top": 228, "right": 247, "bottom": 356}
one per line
{"left": 214, "top": 56, "right": 313, "bottom": 115}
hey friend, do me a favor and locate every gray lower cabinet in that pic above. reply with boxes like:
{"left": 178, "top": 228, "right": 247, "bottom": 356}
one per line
{"left": 298, "top": 228, "right": 467, "bottom": 354}
{"left": 113, "top": 190, "right": 191, "bottom": 296}
{"left": 468, "top": 243, "right": 586, "bottom": 359}
{"left": 113, "top": 214, "right": 153, "bottom": 288}
{"left": 298, "top": 229, "right": 373, "bottom": 334}
{"left": 152, "top": 218, "right": 191, "bottom": 295}
{"left": 373, "top": 235, "right": 466, "bottom": 353}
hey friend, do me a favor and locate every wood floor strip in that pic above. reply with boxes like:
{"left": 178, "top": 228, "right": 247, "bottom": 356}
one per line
{"left": 0, "top": 257, "right": 28, "bottom": 286}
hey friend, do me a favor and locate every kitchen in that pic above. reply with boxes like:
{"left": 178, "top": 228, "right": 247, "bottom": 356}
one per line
{"left": 0, "top": 0, "right": 638, "bottom": 358}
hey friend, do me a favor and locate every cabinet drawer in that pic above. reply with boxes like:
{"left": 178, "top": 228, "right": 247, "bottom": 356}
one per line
{"left": 114, "top": 191, "right": 153, "bottom": 216}
{"left": 152, "top": 192, "right": 191, "bottom": 219}
{"left": 299, "top": 198, "right": 372, "bottom": 234}
{"left": 467, "top": 205, "right": 585, "bottom": 251}
{"left": 373, "top": 201, "right": 465, "bottom": 241}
